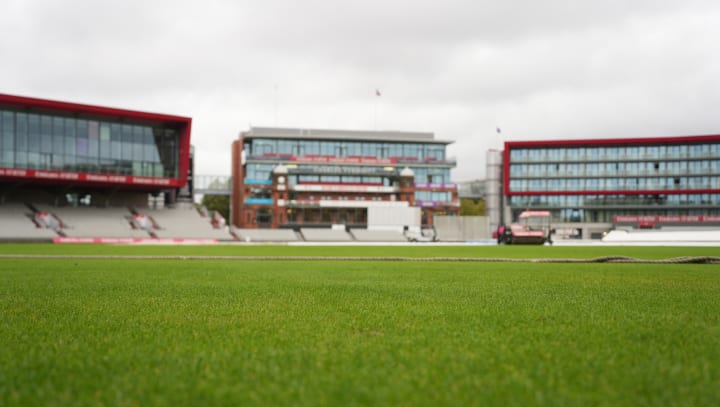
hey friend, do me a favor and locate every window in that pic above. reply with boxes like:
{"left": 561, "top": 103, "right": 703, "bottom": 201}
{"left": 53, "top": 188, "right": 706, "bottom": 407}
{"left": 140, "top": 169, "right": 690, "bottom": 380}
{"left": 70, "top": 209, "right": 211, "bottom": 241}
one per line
{"left": 387, "top": 143, "right": 402, "bottom": 158}
{"left": 689, "top": 144, "right": 708, "bottom": 158}
{"left": 426, "top": 146, "right": 444, "bottom": 160}
{"left": 710, "top": 143, "right": 720, "bottom": 157}
{"left": 1, "top": 111, "right": 14, "bottom": 147}
{"left": 27, "top": 114, "right": 40, "bottom": 153}
{"left": 15, "top": 113, "right": 27, "bottom": 152}
{"left": 548, "top": 179, "right": 565, "bottom": 191}
{"left": 510, "top": 149, "right": 527, "bottom": 161}
{"left": 40, "top": 116, "right": 52, "bottom": 154}
{"left": 528, "top": 149, "right": 545, "bottom": 162}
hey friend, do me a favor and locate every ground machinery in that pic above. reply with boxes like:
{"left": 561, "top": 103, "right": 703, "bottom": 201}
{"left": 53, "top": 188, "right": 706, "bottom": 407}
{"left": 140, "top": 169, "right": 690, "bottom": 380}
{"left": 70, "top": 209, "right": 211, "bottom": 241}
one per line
{"left": 499, "top": 210, "right": 553, "bottom": 245}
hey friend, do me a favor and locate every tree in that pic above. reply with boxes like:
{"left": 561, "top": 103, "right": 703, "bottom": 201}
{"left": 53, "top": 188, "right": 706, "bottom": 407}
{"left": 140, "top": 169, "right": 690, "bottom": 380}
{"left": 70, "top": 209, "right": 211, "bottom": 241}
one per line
{"left": 460, "top": 198, "right": 486, "bottom": 216}
{"left": 201, "top": 194, "right": 230, "bottom": 221}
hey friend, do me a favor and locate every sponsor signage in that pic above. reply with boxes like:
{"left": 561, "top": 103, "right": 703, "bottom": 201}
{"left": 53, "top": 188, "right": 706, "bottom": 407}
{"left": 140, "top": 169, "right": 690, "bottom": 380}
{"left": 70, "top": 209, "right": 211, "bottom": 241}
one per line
{"left": 292, "top": 155, "right": 396, "bottom": 165}
{"left": 54, "top": 237, "right": 218, "bottom": 244}
{"left": 288, "top": 166, "right": 395, "bottom": 175}
{"left": 613, "top": 215, "right": 720, "bottom": 223}
{"left": 247, "top": 154, "right": 454, "bottom": 166}
{"left": 245, "top": 198, "right": 274, "bottom": 205}
{"left": 0, "top": 167, "right": 182, "bottom": 187}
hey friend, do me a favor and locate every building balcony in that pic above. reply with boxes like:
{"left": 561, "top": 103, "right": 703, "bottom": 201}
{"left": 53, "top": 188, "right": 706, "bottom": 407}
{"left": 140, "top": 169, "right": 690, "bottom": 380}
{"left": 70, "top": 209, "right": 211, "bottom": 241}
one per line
{"left": 510, "top": 169, "right": 720, "bottom": 178}
{"left": 415, "top": 200, "right": 461, "bottom": 208}
{"left": 290, "top": 184, "right": 399, "bottom": 193}
{"left": 414, "top": 182, "right": 457, "bottom": 190}
{"left": 278, "top": 199, "right": 410, "bottom": 209}
{"left": 245, "top": 198, "right": 274, "bottom": 205}
{"left": 510, "top": 152, "right": 720, "bottom": 164}
{"left": 245, "top": 154, "right": 456, "bottom": 167}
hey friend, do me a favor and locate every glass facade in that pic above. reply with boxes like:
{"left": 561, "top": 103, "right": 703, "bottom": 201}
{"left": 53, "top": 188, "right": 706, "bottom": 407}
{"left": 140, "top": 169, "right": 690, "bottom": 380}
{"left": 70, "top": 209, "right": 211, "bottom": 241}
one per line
{"left": 508, "top": 143, "right": 720, "bottom": 193}
{"left": 0, "top": 108, "right": 180, "bottom": 178}
{"left": 244, "top": 162, "right": 452, "bottom": 185}
{"left": 509, "top": 194, "right": 720, "bottom": 208}
{"left": 506, "top": 139, "right": 720, "bottom": 223}
{"left": 243, "top": 137, "right": 453, "bottom": 191}
{"left": 509, "top": 175, "right": 719, "bottom": 192}
{"left": 245, "top": 138, "right": 447, "bottom": 161}
{"left": 509, "top": 144, "right": 720, "bottom": 162}
{"left": 415, "top": 191, "right": 453, "bottom": 202}
{"left": 233, "top": 129, "right": 459, "bottom": 229}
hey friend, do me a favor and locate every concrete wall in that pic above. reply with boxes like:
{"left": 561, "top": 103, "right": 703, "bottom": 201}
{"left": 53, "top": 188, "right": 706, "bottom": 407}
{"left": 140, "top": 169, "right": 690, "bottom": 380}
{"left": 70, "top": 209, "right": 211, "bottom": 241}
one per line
{"left": 552, "top": 222, "right": 613, "bottom": 240}
{"left": 434, "top": 216, "right": 491, "bottom": 241}
{"left": 368, "top": 206, "right": 419, "bottom": 230}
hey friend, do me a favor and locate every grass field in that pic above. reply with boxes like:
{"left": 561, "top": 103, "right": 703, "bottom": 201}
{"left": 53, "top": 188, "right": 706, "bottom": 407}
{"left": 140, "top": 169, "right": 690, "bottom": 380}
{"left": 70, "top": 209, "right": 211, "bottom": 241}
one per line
{"left": 1, "top": 244, "right": 719, "bottom": 406}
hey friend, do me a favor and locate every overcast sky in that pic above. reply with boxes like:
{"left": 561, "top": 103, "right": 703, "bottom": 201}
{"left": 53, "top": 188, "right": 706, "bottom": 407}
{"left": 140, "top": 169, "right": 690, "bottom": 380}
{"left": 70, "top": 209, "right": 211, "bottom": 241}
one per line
{"left": 2, "top": 0, "right": 720, "bottom": 180}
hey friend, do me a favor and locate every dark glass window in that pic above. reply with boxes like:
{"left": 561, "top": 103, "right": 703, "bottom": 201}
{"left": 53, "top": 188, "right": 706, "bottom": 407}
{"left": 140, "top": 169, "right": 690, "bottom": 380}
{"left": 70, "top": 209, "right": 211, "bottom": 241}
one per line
{"left": 64, "top": 118, "right": 76, "bottom": 137}
{"left": 15, "top": 113, "right": 27, "bottom": 152}
{"left": 27, "top": 115, "right": 40, "bottom": 153}
{"left": 40, "top": 116, "right": 52, "bottom": 153}
{"left": 108, "top": 123, "right": 118, "bottom": 141}
{"left": 2, "top": 111, "right": 14, "bottom": 151}
{"left": 76, "top": 138, "right": 89, "bottom": 157}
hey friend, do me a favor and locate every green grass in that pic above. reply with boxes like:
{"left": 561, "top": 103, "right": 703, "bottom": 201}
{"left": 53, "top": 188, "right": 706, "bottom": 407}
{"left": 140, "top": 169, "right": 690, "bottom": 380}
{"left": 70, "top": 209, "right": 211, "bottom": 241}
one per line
{"left": 1, "top": 246, "right": 719, "bottom": 406}
{"left": 1, "top": 242, "right": 719, "bottom": 259}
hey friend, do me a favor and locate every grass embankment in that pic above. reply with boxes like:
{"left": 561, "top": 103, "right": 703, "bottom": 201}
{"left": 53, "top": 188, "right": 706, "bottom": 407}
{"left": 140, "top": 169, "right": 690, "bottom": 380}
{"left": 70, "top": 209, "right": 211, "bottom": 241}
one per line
{"left": 1, "top": 246, "right": 719, "bottom": 405}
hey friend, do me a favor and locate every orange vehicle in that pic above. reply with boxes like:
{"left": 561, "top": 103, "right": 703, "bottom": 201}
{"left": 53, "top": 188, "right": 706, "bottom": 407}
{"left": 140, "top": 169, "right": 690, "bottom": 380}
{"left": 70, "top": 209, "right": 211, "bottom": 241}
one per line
{"left": 499, "top": 211, "right": 552, "bottom": 245}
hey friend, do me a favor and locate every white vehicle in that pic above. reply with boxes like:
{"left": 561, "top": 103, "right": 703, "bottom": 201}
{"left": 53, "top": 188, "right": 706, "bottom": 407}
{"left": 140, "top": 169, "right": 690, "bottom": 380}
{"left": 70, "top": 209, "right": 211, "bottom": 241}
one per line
{"left": 405, "top": 227, "right": 437, "bottom": 242}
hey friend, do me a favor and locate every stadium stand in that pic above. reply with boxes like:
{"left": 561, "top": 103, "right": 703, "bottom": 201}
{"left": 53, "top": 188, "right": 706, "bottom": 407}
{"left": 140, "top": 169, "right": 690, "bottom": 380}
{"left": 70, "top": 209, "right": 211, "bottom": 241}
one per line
{"left": 141, "top": 207, "right": 235, "bottom": 241}
{"left": 232, "top": 228, "right": 301, "bottom": 242}
{"left": 43, "top": 206, "right": 150, "bottom": 239}
{"left": 300, "top": 228, "right": 354, "bottom": 242}
{"left": 349, "top": 229, "right": 409, "bottom": 242}
{"left": 0, "top": 203, "right": 58, "bottom": 241}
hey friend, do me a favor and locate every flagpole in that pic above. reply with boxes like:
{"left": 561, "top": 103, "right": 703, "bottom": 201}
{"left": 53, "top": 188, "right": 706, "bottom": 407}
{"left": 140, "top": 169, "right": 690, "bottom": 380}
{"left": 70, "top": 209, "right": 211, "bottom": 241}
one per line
{"left": 274, "top": 83, "right": 279, "bottom": 127}
{"left": 374, "top": 89, "right": 381, "bottom": 130}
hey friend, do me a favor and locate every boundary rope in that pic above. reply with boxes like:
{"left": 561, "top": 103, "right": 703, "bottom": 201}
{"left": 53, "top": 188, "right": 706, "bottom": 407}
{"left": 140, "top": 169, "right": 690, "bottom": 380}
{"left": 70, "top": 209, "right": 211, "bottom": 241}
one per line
{"left": 1, "top": 255, "right": 719, "bottom": 264}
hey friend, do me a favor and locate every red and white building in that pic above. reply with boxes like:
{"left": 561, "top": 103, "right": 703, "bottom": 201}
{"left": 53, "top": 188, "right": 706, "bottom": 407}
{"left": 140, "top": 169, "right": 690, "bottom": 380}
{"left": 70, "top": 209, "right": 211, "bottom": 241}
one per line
{"left": 489, "top": 135, "right": 720, "bottom": 239}
{"left": 0, "top": 93, "right": 192, "bottom": 206}
{"left": 231, "top": 127, "right": 459, "bottom": 229}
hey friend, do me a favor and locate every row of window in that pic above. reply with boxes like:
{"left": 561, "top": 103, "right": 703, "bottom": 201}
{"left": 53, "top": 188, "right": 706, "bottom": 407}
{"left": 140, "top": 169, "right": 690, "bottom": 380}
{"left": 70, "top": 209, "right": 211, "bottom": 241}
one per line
{"left": 511, "top": 208, "right": 720, "bottom": 224}
{"left": 513, "top": 209, "right": 720, "bottom": 224}
{"left": 509, "top": 143, "right": 720, "bottom": 162}
{"left": 510, "top": 160, "right": 720, "bottom": 178}
{"left": 508, "top": 194, "right": 720, "bottom": 208}
{"left": 293, "top": 175, "right": 391, "bottom": 186}
{"left": 245, "top": 138, "right": 447, "bottom": 160}
{"left": 0, "top": 109, "right": 179, "bottom": 177}
{"left": 245, "top": 188, "right": 454, "bottom": 204}
{"left": 244, "top": 164, "right": 451, "bottom": 184}
{"left": 415, "top": 191, "right": 453, "bottom": 202}
{"left": 0, "top": 152, "right": 167, "bottom": 177}
{"left": 413, "top": 167, "right": 450, "bottom": 184}
{"left": 509, "top": 176, "right": 720, "bottom": 192}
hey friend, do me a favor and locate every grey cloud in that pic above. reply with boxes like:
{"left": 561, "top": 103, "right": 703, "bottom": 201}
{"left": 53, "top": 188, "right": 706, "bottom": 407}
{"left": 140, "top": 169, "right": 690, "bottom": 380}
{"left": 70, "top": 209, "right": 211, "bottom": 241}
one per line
{"left": 2, "top": 0, "right": 720, "bottom": 180}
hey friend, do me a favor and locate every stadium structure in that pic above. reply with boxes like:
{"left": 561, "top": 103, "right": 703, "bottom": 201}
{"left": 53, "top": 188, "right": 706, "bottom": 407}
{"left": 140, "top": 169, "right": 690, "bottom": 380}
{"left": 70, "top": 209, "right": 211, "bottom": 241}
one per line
{"left": 0, "top": 93, "right": 233, "bottom": 242}
{"left": 230, "top": 127, "right": 460, "bottom": 241}
{"left": 486, "top": 135, "right": 720, "bottom": 239}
